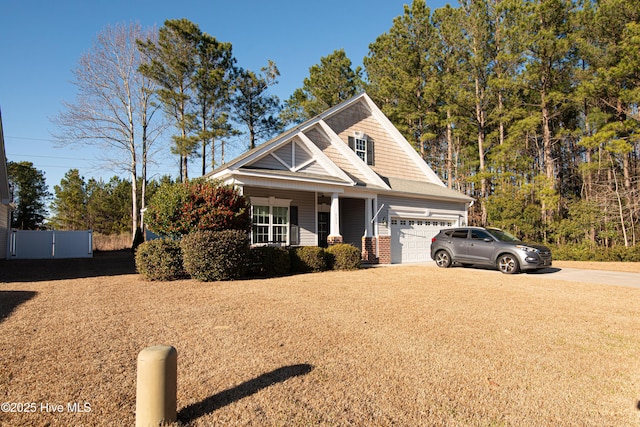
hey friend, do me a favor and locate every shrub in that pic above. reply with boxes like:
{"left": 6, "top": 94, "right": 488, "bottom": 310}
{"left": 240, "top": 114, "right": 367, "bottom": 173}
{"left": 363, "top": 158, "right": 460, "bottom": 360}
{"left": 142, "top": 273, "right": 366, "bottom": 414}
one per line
{"left": 326, "top": 243, "right": 362, "bottom": 270}
{"left": 247, "top": 246, "right": 291, "bottom": 277}
{"left": 181, "top": 230, "right": 249, "bottom": 281}
{"left": 553, "top": 243, "right": 640, "bottom": 262}
{"left": 146, "top": 179, "right": 251, "bottom": 238}
{"left": 290, "top": 246, "right": 329, "bottom": 273}
{"left": 135, "top": 239, "right": 186, "bottom": 281}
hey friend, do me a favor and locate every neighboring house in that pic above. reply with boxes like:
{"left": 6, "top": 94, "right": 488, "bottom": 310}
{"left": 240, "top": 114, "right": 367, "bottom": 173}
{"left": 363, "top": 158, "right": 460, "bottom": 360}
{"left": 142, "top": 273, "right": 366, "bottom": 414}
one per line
{"left": 209, "top": 93, "right": 473, "bottom": 264}
{"left": 0, "top": 109, "right": 12, "bottom": 259}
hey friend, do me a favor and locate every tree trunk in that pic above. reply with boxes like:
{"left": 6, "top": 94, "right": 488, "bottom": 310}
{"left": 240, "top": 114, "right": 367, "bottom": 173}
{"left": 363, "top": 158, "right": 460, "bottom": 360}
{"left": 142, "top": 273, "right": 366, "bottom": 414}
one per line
{"left": 446, "top": 109, "right": 453, "bottom": 189}
{"left": 475, "top": 76, "right": 488, "bottom": 226}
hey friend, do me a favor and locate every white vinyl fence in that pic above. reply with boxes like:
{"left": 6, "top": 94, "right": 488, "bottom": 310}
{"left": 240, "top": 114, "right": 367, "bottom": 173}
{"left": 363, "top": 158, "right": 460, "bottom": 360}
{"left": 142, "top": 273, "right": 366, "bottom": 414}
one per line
{"left": 8, "top": 230, "right": 93, "bottom": 259}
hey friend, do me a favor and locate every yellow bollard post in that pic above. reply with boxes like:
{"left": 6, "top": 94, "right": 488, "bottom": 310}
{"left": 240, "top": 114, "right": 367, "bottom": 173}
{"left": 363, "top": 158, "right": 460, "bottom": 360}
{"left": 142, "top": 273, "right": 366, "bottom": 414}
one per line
{"left": 135, "top": 345, "right": 177, "bottom": 427}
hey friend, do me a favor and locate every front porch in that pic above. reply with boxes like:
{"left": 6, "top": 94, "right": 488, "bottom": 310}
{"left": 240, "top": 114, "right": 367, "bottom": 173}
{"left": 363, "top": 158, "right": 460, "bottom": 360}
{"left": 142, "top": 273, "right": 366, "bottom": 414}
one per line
{"left": 242, "top": 186, "right": 386, "bottom": 264}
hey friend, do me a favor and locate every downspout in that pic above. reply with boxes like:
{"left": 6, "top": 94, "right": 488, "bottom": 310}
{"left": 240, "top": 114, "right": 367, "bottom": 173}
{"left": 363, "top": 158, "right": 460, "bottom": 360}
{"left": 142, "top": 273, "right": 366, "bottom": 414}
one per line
{"left": 371, "top": 202, "right": 384, "bottom": 258}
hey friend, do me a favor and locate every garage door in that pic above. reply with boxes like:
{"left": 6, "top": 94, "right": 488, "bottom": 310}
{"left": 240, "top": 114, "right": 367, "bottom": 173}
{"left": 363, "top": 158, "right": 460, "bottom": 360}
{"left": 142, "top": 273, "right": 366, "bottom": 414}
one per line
{"left": 390, "top": 218, "right": 450, "bottom": 263}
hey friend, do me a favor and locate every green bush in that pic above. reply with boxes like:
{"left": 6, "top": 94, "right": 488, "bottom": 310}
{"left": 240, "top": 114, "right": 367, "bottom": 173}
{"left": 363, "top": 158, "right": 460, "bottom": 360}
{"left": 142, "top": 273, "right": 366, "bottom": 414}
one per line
{"left": 552, "top": 243, "right": 595, "bottom": 261}
{"left": 135, "top": 239, "right": 186, "bottom": 281}
{"left": 290, "top": 246, "right": 329, "bottom": 273}
{"left": 247, "top": 246, "right": 291, "bottom": 277}
{"left": 181, "top": 230, "right": 249, "bottom": 281}
{"left": 553, "top": 243, "right": 640, "bottom": 262}
{"left": 326, "top": 243, "right": 362, "bottom": 270}
{"left": 145, "top": 179, "right": 251, "bottom": 238}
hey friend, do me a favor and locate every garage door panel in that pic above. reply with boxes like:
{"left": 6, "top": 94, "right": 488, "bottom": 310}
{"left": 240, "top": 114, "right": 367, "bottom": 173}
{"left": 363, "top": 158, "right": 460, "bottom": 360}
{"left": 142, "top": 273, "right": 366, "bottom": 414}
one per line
{"left": 391, "top": 218, "right": 452, "bottom": 263}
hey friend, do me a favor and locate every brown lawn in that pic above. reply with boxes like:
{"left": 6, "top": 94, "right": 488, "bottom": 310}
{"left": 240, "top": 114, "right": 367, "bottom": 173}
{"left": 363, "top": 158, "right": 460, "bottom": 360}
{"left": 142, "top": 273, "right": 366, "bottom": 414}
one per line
{"left": 1, "top": 251, "right": 639, "bottom": 426}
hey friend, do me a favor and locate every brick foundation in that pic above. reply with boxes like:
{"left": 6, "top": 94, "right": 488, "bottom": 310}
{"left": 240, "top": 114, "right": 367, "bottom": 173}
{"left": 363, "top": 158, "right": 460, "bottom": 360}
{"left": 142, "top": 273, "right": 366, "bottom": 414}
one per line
{"left": 361, "top": 236, "right": 378, "bottom": 264}
{"left": 327, "top": 235, "right": 343, "bottom": 246}
{"left": 377, "top": 236, "right": 391, "bottom": 264}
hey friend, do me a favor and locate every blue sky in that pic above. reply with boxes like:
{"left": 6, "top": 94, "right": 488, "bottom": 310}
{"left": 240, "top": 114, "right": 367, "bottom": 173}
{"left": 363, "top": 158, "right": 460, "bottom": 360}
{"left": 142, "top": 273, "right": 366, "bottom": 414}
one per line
{"left": 0, "top": 0, "right": 447, "bottom": 193}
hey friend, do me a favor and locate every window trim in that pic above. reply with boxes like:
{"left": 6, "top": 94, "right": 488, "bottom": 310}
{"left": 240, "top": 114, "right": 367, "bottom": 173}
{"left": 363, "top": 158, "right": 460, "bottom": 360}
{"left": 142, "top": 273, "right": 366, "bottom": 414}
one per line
{"left": 348, "top": 134, "right": 374, "bottom": 166}
{"left": 250, "top": 197, "right": 292, "bottom": 246}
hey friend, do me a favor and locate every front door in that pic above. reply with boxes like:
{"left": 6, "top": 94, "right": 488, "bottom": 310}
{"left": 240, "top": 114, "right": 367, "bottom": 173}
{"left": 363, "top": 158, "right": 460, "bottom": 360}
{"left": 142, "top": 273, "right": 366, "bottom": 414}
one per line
{"left": 318, "top": 212, "right": 329, "bottom": 248}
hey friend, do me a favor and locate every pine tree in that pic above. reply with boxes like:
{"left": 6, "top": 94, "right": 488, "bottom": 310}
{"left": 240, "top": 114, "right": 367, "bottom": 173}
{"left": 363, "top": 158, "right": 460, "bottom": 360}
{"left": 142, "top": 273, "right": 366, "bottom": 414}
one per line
{"left": 7, "top": 161, "right": 50, "bottom": 230}
{"left": 282, "top": 49, "right": 364, "bottom": 124}
{"left": 49, "top": 169, "right": 88, "bottom": 230}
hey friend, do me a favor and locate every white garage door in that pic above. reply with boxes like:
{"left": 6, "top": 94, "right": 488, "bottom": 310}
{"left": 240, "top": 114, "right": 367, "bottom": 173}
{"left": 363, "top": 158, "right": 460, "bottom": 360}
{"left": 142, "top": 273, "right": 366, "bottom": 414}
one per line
{"left": 390, "top": 218, "right": 450, "bottom": 263}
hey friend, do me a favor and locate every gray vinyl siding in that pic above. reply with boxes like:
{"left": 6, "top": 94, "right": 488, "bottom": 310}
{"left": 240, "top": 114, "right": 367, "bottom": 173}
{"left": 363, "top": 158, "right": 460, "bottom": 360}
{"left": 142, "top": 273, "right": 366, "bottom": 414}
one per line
{"left": 243, "top": 187, "right": 317, "bottom": 246}
{"left": 250, "top": 154, "right": 287, "bottom": 170}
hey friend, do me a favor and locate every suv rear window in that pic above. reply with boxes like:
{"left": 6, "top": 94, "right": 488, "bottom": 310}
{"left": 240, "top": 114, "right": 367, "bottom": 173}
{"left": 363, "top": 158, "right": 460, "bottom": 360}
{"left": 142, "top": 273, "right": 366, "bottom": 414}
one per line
{"left": 451, "top": 230, "right": 468, "bottom": 238}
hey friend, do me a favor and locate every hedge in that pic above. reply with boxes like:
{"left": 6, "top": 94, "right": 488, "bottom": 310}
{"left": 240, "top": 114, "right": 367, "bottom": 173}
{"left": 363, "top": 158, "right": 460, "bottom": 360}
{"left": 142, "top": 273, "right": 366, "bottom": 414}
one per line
{"left": 181, "top": 230, "right": 249, "bottom": 281}
{"left": 135, "top": 239, "right": 186, "bottom": 281}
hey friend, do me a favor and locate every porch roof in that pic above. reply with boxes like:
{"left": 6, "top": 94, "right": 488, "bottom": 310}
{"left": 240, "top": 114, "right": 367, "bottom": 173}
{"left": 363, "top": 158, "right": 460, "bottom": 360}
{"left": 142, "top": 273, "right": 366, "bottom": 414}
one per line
{"left": 383, "top": 177, "right": 474, "bottom": 202}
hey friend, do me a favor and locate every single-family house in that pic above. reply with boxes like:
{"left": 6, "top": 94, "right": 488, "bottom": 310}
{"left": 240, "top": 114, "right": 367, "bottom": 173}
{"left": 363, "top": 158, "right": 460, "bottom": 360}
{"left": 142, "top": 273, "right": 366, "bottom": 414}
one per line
{"left": 0, "top": 109, "right": 12, "bottom": 259}
{"left": 208, "top": 93, "right": 473, "bottom": 264}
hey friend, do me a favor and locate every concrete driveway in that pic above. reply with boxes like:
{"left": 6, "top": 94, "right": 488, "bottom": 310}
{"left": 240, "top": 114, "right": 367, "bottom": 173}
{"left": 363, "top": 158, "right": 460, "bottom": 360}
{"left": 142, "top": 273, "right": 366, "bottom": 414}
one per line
{"left": 526, "top": 266, "right": 640, "bottom": 289}
{"left": 410, "top": 262, "right": 640, "bottom": 289}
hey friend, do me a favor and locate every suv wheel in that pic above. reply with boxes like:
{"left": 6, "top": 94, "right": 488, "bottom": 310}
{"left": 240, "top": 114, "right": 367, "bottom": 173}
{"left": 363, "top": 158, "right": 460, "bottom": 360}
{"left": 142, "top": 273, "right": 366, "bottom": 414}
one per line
{"left": 434, "top": 250, "right": 452, "bottom": 268}
{"left": 497, "top": 254, "right": 520, "bottom": 274}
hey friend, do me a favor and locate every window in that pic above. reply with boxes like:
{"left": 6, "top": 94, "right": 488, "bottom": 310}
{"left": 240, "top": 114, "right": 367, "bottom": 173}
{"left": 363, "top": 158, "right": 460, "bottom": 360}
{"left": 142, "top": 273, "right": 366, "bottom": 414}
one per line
{"left": 471, "top": 230, "right": 492, "bottom": 240}
{"left": 271, "top": 206, "right": 288, "bottom": 243}
{"left": 355, "top": 138, "right": 367, "bottom": 161}
{"left": 451, "top": 229, "right": 468, "bottom": 239}
{"left": 250, "top": 197, "right": 291, "bottom": 245}
{"left": 348, "top": 135, "right": 374, "bottom": 165}
{"left": 252, "top": 206, "right": 270, "bottom": 244}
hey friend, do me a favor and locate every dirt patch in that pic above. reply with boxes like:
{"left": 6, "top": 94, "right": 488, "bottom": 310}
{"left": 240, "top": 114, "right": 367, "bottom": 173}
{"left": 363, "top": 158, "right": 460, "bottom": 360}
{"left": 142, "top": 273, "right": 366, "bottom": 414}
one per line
{"left": 1, "top": 256, "right": 640, "bottom": 426}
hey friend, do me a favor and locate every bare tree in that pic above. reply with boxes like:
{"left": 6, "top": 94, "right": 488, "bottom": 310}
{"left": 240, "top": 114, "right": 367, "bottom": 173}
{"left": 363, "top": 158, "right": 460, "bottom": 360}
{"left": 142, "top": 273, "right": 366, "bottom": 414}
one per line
{"left": 53, "top": 22, "right": 164, "bottom": 241}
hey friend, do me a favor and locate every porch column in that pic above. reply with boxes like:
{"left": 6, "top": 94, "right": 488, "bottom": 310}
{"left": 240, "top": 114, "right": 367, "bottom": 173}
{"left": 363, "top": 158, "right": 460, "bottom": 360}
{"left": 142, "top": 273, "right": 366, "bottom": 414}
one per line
{"left": 327, "top": 193, "right": 342, "bottom": 245}
{"left": 364, "top": 198, "right": 373, "bottom": 237}
{"left": 362, "top": 198, "right": 378, "bottom": 263}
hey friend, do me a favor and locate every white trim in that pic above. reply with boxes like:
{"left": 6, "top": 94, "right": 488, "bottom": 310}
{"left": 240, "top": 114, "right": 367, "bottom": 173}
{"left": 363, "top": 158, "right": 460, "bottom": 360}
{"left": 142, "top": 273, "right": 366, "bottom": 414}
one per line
{"left": 354, "top": 136, "right": 367, "bottom": 163}
{"left": 317, "top": 120, "right": 390, "bottom": 189}
{"left": 270, "top": 152, "right": 290, "bottom": 169}
{"left": 233, "top": 169, "right": 349, "bottom": 186}
{"left": 250, "top": 196, "right": 292, "bottom": 207}
{"left": 250, "top": 197, "right": 292, "bottom": 246}
{"left": 297, "top": 132, "right": 355, "bottom": 183}
{"left": 362, "top": 94, "right": 446, "bottom": 187}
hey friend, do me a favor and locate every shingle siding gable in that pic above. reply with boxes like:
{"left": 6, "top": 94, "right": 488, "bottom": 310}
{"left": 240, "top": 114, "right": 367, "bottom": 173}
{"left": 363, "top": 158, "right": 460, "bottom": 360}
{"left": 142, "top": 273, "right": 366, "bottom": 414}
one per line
{"left": 324, "top": 100, "right": 430, "bottom": 183}
{"left": 303, "top": 127, "right": 370, "bottom": 184}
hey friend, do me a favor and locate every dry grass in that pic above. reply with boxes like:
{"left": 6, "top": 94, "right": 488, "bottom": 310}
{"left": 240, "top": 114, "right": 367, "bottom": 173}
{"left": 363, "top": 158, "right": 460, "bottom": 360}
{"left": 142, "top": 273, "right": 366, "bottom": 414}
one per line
{"left": 1, "top": 253, "right": 639, "bottom": 426}
{"left": 553, "top": 260, "right": 640, "bottom": 273}
{"left": 92, "top": 233, "right": 132, "bottom": 252}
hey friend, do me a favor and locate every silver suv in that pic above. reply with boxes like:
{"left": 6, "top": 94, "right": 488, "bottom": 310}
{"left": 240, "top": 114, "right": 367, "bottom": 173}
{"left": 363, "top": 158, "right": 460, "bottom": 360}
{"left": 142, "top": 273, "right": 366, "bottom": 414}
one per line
{"left": 430, "top": 227, "right": 552, "bottom": 274}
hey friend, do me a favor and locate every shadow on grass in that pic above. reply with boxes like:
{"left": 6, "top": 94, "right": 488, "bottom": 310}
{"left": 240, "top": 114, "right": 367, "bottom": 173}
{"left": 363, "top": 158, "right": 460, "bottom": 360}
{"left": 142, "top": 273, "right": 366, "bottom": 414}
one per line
{"left": 178, "top": 364, "right": 313, "bottom": 423}
{"left": 455, "top": 264, "right": 562, "bottom": 274}
{"left": 0, "top": 291, "right": 37, "bottom": 322}
{"left": 0, "top": 250, "right": 136, "bottom": 282}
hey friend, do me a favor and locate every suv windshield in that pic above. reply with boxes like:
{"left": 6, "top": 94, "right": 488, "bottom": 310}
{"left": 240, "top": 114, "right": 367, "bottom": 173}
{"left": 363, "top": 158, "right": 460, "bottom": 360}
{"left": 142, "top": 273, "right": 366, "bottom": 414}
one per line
{"left": 487, "top": 228, "right": 521, "bottom": 242}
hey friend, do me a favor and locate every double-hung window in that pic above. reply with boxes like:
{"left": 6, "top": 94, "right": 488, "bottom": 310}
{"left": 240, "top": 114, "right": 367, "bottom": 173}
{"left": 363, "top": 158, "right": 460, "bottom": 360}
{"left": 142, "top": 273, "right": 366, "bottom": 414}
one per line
{"left": 354, "top": 138, "right": 367, "bottom": 162}
{"left": 250, "top": 197, "right": 291, "bottom": 245}
{"left": 348, "top": 134, "right": 374, "bottom": 165}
